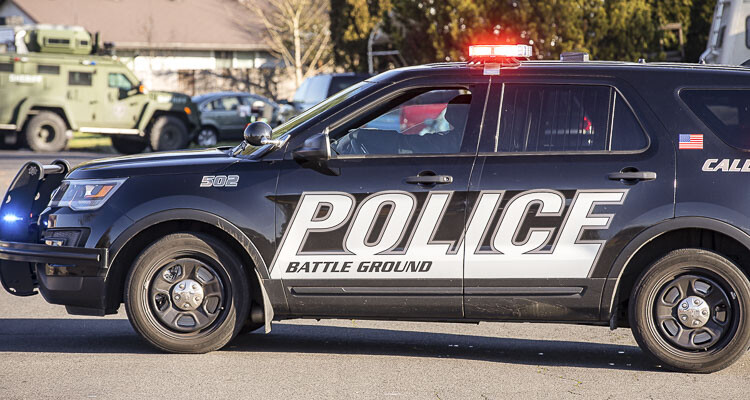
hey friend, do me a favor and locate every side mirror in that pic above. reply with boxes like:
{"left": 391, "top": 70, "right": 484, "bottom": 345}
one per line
{"left": 243, "top": 121, "right": 283, "bottom": 148}
{"left": 293, "top": 129, "right": 331, "bottom": 162}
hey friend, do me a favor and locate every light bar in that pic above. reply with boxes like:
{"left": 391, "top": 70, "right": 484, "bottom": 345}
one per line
{"left": 469, "top": 44, "right": 533, "bottom": 59}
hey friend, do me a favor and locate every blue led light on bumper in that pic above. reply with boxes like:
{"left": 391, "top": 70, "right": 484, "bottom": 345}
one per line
{"left": 2, "top": 214, "right": 22, "bottom": 223}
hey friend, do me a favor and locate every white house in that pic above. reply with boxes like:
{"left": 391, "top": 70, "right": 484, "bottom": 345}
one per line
{"left": 0, "top": 0, "right": 292, "bottom": 98}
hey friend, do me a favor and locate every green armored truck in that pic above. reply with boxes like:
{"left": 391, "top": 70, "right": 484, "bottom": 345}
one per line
{"left": 0, "top": 25, "right": 200, "bottom": 153}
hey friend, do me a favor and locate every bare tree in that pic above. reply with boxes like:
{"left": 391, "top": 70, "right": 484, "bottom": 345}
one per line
{"left": 239, "top": 0, "right": 333, "bottom": 89}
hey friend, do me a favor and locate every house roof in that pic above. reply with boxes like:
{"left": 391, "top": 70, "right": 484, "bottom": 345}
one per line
{"left": 8, "top": 0, "right": 269, "bottom": 51}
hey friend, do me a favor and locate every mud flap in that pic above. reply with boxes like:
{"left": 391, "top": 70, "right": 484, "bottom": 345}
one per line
{"left": 0, "top": 160, "right": 69, "bottom": 296}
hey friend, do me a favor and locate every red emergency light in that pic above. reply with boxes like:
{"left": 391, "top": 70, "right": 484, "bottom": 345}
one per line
{"left": 468, "top": 44, "right": 532, "bottom": 59}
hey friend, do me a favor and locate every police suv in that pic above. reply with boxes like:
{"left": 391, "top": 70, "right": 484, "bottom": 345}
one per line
{"left": 1, "top": 44, "right": 749, "bottom": 373}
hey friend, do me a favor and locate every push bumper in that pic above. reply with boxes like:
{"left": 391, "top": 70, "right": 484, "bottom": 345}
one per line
{"left": 0, "top": 240, "right": 109, "bottom": 310}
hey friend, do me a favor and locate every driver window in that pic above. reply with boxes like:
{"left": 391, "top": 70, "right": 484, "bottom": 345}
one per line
{"left": 331, "top": 88, "right": 472, "bottom": 156}
{"left": 108, "top": 73, "right": 133, "bottom": 91}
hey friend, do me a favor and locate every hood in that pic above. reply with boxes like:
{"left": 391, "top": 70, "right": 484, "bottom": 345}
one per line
{"left": 67, "top": 148, "right": 240, "bottom": 180}
{"left": 148, "top": 90, "right": 194, "bottom": 105}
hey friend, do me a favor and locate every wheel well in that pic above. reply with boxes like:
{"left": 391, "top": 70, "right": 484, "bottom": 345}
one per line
{"left": 149, "top": 111, "right": 193, "bottom": 132}
{"left": 613, "top": 228, "right": 750, "bottom": 327}
{"left": 26, "top": 107, "right": 71, "bottom": 130}
{"left": 105, "top": 220, "right": 263, "bottom": 314}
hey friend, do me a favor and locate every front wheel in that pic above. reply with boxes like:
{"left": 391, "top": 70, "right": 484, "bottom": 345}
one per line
{"left": 125, "top": 233, "right": 250, "bottom": 353}
{"left": 630, "top": 249, "right": 750, "bottom": 373}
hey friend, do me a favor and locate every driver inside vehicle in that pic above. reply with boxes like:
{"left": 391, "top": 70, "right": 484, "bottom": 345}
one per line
{"left": 331, "top": 89, "right": 471, "bottom": 156}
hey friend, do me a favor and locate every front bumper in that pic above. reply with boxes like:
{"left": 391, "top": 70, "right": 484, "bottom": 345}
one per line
{"left": 0, "top": 240, "right": 109, "bottom": 310}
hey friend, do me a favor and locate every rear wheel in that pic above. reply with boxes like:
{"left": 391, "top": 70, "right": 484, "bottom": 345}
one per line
{"left": 25, "top": 111, "right": 68, "bottom": 152}
{"left": 111, "top": 136, "right": 148, "bottom": 154}
{"left": 630, "top": 249, "right": 750, "bottom": 373}
{"left": 149, "top": 115, "right": 189, "bottom": 152}
{"left": 125, "top": 233, "right": 250, "bottom": 353}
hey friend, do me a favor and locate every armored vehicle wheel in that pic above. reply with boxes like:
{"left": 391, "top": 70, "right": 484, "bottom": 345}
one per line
{"left": 195, "top": 126, "right": 218, "bottom": 147}
{"left": 111, "top": 136, "right": 148, "bottom": 154}
{"left": 630, "top": 249, "right": 750, "bottom": 373}
{"left": 125, "top": 233, "right": 250, "bottom": 353}
{"left": 149, "top": 116, "right": 189, "bottom": 152}
{"left": 25, "top": 111, "right": 68, "bottom": 152}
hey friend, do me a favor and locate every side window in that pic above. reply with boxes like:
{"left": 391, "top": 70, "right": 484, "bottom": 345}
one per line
{"left": 610, "top": 94, "right": 649, "bottom": 151}
{"left": 221, "top": 96, "right": 241, "bottom": 111}
{"left": 210, "top": 99, "right": 225, "bottom": 111}
{"left": 68, "top": 71, "right": 92, "bottom": 86}
{"left": 497, "top": 84, "right": 611, "bottom": 152}
{"left": 305, "top": 76, "right": 330, "bottom": 104}
{"left": 331, "top": 88, "right": 472, "bottom": 156}
{"left": 681, "top": 89, "right": 750, "bottom": 150}
{"left": 108, "top": 73, "right": 133, "bottom": 91}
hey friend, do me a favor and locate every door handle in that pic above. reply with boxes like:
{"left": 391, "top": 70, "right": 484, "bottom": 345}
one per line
{"left": 404, "top": 175, "right": 453, "bottom": 185}
{"left": 607, "top": 171, "right": 656, "bottom": 182}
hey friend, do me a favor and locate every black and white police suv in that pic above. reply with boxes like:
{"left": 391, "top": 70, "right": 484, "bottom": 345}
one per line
{"left": 3, "top": 44, "right": 750, "bottom": 373}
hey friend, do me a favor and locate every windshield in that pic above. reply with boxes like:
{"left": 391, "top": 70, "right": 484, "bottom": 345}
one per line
{"left": 237, "top": 80, "right": 371, "bottom": 157}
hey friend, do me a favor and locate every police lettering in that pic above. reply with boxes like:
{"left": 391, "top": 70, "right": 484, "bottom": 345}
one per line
{"left": 271, "top": 189, "right": 627, "bottom": 280}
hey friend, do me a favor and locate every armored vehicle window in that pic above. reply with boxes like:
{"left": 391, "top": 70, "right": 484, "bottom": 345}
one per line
{"left": 68, "top": 71, "right": 92, "bottom": 86}
{"left": 0, "top": 62, "right": 12, "bottom": 72}
{"left": 331, "top": 88, "right": 471, "bottom": 156}
{"left": 681, "top": 89, "right": 750, "bottom": 149}
{"left": 37, "top": 64, "right": 59, "bottom": 75}
{"left": 610, "top": 94, "right": 648, "bottom": 151}
{"left": 108, "top": 73, "right": 133, "bottom": 91}
{"left": 497, "top": 84, "right": 611, "bottom": 153}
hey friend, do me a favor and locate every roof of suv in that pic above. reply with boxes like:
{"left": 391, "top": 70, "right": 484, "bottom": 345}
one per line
{"left": 367, "top": 60, "right": 750, "bottom": 83}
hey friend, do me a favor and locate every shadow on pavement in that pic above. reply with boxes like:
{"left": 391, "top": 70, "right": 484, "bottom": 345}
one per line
{"left": 0, "top": 318, "right": 655, "bottom": 371}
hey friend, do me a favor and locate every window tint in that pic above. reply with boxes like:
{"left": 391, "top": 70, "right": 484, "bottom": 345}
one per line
{"left": 681, "top": 89, "right": 750, "bottom": 149}
{"left": 611, "top": 94, "right": 648, "bottom": 151}
{"left": 68, "top": 71, "right": 92, "bottom": 86}
{"left": 497, "top": 84, "right": 611, "bottom": 152}
{"left": 331, "top": 89, "right": 471, "bottom": 156}
{"left": 108, "top": 73, "right": 133, "bottom": 90}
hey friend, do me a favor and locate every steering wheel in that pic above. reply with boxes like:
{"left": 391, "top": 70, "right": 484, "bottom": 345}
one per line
{"left": 348, "top": 132, "right": 368, "bottom": 155}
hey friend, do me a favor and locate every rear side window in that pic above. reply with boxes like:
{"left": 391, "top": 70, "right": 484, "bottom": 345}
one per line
{"left": 611, "top": 94, "right": 649, "bottom": 151}
{"left": 68, "top": 71, "right": 92, "bottom": 86}
{"left": 681, "top": 89, "right": 750, "bottom": 149}
{"left": 496, "top": 84, "right": 647, "bottom": 153}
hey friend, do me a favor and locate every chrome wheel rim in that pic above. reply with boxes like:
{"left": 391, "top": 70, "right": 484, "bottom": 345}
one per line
{"left": 196, "top": 129, "right": 218, "bottom": 146}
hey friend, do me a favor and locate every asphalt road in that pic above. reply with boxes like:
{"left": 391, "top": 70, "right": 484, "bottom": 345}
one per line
{"left": 1, "top": 150, "right": 750, "bottom": 399}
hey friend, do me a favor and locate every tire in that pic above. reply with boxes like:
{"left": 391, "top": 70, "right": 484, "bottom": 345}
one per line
{"left": 195, "top": 126, "right": 219, "bottom": 147}
{"left": 125, "top": 233, "right": 250, "bottom": 353}
{"left": 24, "top": 111, "right": 68, "bottom": 152}
{"left": 111, "top": 136, "right": 148, "bottom": 154}
{"left": 149, "top": 115, "right": 189, "bottom": 152}
{"left": 629, "top": 248, "right": 750, "bottom": 373}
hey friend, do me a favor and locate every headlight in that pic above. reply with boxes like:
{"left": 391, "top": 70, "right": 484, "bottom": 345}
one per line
{"left": 49, "top": 178, "right": 126, "bottom": 211}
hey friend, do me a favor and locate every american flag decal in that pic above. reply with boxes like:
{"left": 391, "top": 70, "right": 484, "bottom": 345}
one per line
{"left": 679, "top": 134, "right": 703, "bottom": 149}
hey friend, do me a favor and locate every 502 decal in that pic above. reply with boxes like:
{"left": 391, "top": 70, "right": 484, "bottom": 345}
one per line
{"left": 200, "top": 175, "right": 239, "bottom": 188}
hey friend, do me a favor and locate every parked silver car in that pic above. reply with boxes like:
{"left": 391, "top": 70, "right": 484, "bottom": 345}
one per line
{"left": 192, "top": 92, "right": 291, "bottom": 146}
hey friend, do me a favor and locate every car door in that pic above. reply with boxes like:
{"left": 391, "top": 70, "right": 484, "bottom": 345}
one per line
{"left": 212, "top": 96, "right": 245, "bottom": 136}
{"left": 97, "top": 71, "right": 143, "bottom": 128}
{"left": 463, "top": 78, "right": 675, "bottom": 322}
{"left": 273, "top": 76, "right": 490, "bottom": 319}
